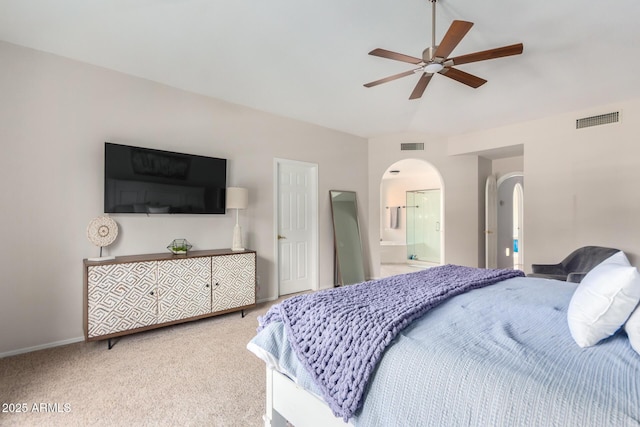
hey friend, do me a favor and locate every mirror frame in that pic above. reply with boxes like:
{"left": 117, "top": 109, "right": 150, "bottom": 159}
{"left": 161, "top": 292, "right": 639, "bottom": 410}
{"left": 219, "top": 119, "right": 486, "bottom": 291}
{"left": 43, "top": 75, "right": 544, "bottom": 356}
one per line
{"left": 329, "top": 190, "right": 366, "bottom": 286}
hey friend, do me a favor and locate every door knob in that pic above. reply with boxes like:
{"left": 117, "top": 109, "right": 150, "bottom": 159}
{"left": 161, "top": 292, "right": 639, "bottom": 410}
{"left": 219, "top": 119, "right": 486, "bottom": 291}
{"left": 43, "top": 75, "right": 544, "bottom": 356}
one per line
{"left": 278, "top": 235, "right": 287, "bottom": 240}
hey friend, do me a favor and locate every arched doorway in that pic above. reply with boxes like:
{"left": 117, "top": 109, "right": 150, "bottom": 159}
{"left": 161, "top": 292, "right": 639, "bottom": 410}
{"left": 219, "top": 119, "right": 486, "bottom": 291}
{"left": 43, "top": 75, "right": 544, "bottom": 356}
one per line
{"left": 379, "top": 159, "right": 444, "bottom": 277}
{"left": 512, "top": 182, "right": 524, "bottom": 270}
{"left": 496, "top": 173, "right": 524, "bottom": 270}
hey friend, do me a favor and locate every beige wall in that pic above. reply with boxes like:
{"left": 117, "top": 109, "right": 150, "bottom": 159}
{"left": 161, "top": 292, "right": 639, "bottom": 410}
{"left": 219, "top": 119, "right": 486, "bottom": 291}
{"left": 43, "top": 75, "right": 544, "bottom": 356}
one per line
{"left": 0, "top": 41, "right": 368, "bottom": 356}
{"left": 492, "top": 156, "right": 524, "bottom": 178}
{"left": 4, "top": 38, "right": 639, "bottom": 357}
{"left": 449, "top": 99, "right": 640, "bottom": 270}
{"left": 369, "top": 100, "right": 640, "bottom": 278}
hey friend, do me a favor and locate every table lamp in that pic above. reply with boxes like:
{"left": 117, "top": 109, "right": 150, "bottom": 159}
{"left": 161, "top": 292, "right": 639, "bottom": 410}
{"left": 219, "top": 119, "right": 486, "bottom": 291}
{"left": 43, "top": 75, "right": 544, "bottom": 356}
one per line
{"left": 227, "top": 187, "right": 248, "bottom": 251}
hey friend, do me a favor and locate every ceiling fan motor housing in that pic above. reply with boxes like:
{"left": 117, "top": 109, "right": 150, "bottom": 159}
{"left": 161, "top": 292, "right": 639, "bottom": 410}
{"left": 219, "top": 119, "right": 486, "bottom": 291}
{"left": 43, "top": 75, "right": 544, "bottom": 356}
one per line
{"left": 421, "top": 46, "right": 445, "bottom": 73}
{"left": 422, "top": 46, "right": 438, "bottom": 62}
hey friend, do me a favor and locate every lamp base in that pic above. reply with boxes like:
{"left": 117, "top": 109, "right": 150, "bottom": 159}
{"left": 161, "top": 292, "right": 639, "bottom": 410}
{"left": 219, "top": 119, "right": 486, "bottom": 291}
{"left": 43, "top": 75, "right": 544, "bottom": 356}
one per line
{"left": 87, "top": 255, "right": 116, "bottom": 262}
{"left": 232, "top": 223, "right": 244, "bottom": 252}
{"left": 87, "top": 246, "right": 116, "bottom": 262}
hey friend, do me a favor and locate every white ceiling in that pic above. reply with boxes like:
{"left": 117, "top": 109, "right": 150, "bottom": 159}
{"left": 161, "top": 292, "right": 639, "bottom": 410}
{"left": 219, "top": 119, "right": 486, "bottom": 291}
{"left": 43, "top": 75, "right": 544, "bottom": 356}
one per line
{"left": 1, "top": 0, "right": 639, "bottom": 138}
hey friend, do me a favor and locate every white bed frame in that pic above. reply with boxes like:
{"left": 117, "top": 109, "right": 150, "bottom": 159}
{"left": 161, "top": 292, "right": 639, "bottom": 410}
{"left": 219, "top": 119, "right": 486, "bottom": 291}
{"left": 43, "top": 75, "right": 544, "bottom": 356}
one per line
{"left": 264, "top": 366, "right": 352, "bottom": 427}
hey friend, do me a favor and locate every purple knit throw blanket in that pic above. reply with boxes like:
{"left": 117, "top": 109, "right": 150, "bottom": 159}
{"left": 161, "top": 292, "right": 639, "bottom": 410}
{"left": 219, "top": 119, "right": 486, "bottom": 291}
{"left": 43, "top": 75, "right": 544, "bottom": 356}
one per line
{"left": 258, "top": 265, "right": 524, "bottom": 420}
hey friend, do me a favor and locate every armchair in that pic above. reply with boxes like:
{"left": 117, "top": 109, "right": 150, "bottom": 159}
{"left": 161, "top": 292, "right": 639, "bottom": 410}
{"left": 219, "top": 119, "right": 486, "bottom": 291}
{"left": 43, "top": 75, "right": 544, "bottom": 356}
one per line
{"left": 529, "top": 246, "right": 620, "bottom": 283}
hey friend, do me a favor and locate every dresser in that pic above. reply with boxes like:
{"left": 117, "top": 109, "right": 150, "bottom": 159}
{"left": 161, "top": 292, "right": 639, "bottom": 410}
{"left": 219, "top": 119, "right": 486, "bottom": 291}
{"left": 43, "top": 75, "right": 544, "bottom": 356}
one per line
{"left": 83, "top": 249, "right": 256, "bottom": 348}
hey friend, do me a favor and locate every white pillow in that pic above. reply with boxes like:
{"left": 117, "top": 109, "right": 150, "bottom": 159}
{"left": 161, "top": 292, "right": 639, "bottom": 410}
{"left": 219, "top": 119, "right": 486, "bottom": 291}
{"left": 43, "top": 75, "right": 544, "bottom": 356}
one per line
{"left": 624, "top": 305, "right": 640, "bottom": 354}
{"left": 567, "top": 251, "right": 640, "bottom": 348}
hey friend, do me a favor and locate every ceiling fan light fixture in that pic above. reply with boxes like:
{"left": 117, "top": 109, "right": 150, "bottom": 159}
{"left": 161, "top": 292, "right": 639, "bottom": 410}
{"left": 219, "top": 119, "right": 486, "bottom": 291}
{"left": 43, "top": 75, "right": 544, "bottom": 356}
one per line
{"left": 424, "top": 62, "right": 444, "bottom": 73}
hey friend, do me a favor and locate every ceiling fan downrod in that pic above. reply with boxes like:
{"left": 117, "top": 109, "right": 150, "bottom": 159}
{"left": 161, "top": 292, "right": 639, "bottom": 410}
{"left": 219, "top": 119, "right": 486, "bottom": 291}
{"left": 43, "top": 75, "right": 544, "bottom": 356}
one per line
{"left": 421, "top": 0, "right": 442, "bottom": 65}
{"left": 430, "top": 0, "right": 437, "bottom": 49}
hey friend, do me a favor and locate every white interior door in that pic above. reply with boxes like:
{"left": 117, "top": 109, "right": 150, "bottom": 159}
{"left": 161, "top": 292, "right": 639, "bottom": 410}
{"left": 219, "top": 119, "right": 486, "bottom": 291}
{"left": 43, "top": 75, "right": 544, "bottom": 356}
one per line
{"left": 275, "top": 159, "right": 318, "bottom": 296}
{"left": 485, "top": 175, "right": 498, "bottom": 268}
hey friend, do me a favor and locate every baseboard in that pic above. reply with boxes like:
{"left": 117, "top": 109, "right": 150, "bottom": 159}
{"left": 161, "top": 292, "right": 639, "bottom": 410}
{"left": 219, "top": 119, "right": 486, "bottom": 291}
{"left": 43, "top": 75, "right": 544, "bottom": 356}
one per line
{"left": 257, "top": 295, "right": 279, "bottom": 304}
{"left": 0, "top": 336, "right": 85, "bottom": 359}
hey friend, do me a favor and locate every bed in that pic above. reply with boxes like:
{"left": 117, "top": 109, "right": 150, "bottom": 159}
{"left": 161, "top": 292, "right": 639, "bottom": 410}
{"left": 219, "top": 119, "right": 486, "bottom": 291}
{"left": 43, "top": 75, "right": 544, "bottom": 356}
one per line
{"left": 247, "top": 263, "right": 640, "bottom": 427}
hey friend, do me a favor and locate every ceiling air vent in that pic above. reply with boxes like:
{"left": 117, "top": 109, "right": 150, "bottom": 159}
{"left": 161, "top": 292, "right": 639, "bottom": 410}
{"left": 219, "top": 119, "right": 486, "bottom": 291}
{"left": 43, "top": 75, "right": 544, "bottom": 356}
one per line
{"left": 576, "top": 112, "right": 619, "bottom": 129}
{"left": 401, "top": 143, "right": 425, "bottom": 151}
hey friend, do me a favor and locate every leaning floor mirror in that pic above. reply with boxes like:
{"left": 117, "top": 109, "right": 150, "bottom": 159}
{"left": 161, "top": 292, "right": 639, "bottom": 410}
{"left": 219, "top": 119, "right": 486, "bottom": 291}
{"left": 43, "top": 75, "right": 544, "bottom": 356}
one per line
{"left": 329, "top": 190, "right": 366, "bottom": 286}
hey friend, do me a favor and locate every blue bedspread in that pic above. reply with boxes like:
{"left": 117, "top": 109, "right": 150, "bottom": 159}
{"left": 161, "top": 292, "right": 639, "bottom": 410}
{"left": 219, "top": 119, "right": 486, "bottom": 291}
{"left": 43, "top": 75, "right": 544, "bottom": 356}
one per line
{"left": 257, "top": 265, "right": 523, "bottom": 419}
{"left": 248, "top": 276, "right": 640, "bottom": 426}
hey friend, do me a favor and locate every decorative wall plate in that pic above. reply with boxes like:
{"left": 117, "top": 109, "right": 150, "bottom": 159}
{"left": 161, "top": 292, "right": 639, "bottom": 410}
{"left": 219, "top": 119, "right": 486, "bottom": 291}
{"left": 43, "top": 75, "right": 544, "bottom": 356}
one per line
{"left": 87, "top": 216, "right": 119, "bottom": 248}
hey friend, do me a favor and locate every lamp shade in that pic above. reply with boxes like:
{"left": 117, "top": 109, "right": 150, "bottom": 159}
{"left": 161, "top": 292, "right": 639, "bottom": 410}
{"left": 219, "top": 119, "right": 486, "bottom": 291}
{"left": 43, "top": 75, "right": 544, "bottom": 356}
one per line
{"left": 226, "top": 187, "right": 248, "bottom": 210}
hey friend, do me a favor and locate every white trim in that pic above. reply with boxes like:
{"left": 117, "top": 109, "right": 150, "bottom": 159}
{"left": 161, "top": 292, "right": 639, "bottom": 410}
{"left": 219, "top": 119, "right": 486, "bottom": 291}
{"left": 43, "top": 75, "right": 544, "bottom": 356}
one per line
{"left": 497, "top": 171, "right": 523, "bottom": 186}
{"left": 0, "top": 336, "right": 84, "bottom": 359}
{"left": 273, "top": 158, "right": 319, "bottom": 297}
{"left": 485, "top": 174, "right": 498, "bottom": 269}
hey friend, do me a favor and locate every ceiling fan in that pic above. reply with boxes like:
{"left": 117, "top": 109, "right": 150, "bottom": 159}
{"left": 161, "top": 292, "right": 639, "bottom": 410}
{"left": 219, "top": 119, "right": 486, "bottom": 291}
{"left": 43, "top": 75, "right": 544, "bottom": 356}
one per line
{"left": 364, "top": 0, "right": 523, "bottom": 100}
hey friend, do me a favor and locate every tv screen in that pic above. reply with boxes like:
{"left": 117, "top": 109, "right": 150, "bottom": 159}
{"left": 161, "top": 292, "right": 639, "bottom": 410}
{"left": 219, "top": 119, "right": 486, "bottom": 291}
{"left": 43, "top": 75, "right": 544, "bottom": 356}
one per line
{"left": 104, "top": 142, "right": 227, "bottom": 214}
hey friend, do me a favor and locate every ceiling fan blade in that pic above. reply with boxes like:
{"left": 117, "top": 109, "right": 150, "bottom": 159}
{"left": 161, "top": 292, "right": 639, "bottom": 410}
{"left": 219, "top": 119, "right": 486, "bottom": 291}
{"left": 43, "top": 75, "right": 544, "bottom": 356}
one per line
{"left": 409, "top": 73, "right": 433, "bottom": 100}
{"left": 433, "top": 20, "right": 473, "bottom": 60}
{"left": 447, "top": 43, "right": 523, "bottom": 66}
{"left": 368, "top": 48, "right": 423, "bottom": 65}
{"left": 364, "top": 70, "right": 417, "bottom": 88}
{"left": 439, "top": 67, "right": 487, "bottom": 88}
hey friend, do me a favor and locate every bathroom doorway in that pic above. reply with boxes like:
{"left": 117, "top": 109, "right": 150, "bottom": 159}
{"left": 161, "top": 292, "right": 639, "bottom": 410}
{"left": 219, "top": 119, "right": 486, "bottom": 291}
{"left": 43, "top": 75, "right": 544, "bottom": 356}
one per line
{"left": 495, "top": 173, "right": 524, "bottom": 270}
{"left": 380, "top": 159, "right": 443, "bottom": 277}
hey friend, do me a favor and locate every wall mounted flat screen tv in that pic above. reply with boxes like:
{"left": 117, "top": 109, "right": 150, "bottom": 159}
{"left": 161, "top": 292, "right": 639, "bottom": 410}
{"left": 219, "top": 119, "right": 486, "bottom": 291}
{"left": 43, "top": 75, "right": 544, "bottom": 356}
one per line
{"left": 104, "top": 142, "right": 227, "bottom": 214}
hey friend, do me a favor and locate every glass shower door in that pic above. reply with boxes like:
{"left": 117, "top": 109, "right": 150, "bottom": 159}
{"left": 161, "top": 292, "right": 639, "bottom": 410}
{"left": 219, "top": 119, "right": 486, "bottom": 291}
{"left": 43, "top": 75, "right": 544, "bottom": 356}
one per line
{"left": 406, "top": 189, "right": 441, "bottom": 264}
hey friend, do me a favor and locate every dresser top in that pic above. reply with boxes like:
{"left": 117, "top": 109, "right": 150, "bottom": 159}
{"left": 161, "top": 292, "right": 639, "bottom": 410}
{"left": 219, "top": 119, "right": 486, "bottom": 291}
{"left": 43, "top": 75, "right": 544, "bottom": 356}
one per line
{"left": 84, "top": 248, "right": 255, "bottom": 266}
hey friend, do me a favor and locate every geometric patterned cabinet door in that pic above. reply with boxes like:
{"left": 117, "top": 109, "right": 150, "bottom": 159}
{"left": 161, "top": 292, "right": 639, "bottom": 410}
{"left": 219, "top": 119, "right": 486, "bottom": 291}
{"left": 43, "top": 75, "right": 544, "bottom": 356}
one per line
{"left": 212, "top": 252, "right": 256, "bottom": 312}
{"left": 157, "top": 257, "right": 212, "bottom": 323}
{"left": 86, "top": 261, "right": 158, "bottom": 338}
